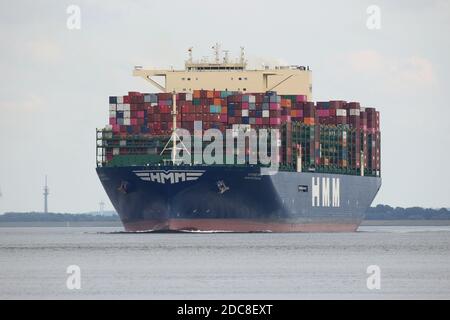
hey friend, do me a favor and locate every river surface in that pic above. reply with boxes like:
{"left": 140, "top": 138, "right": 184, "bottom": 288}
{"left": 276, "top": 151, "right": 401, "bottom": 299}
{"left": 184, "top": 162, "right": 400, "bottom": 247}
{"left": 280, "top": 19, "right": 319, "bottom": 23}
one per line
{"left": 0, "top": 226, "right": 449, "bottom": 299}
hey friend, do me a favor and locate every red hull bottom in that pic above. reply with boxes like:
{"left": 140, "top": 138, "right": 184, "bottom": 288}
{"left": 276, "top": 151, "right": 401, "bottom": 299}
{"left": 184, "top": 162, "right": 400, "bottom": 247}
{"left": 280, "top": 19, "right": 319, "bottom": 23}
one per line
{"left": 123, "top": 219, "right": 360, "bottom": 233}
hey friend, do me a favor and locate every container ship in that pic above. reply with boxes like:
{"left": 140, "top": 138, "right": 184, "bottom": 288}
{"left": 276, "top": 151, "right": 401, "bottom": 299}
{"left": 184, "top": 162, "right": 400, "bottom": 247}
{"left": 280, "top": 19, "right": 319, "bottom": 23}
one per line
{"left": 96, "top": 45, "right": 381, "bottom": 232}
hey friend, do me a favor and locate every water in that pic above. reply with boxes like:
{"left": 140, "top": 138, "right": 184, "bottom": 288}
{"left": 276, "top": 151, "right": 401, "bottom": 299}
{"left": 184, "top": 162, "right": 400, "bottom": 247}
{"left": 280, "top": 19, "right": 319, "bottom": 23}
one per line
{"left": 0, "top": 226, "right": 449, "bottom": 299}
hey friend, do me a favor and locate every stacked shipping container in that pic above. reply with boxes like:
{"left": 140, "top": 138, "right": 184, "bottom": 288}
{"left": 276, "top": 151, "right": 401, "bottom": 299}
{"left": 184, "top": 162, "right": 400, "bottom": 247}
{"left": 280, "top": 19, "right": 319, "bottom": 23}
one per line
{"left": 103, "top": 90, "right": 380, "bottom": 176}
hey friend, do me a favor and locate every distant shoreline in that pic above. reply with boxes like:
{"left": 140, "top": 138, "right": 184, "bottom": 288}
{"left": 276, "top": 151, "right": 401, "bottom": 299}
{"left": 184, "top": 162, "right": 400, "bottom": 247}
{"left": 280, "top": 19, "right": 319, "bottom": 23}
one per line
{"left": 361, "top": 220, "right": 450, "bottom": 226}
{"left": 0, "top": 221, "right": 122, "bottom": 228}
{"left": 1, "top": 220, "right": 450, "bottom": 228}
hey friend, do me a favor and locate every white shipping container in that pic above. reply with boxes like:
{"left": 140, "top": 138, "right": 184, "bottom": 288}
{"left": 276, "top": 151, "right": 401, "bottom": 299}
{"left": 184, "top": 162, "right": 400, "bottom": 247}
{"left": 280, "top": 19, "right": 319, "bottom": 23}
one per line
{"left": 113, "top": 148, "right": 120, "bottom": 155}
{"left": 120, "top": 140, "right": 127, "bottom": 147}
{"left": 349, "top": 109, "right": 360, "bottom": 116}
{"left": 123, "top": 104, "right": 130, "bottom": 111}
{"left": 248, "top": 95, "right": 256, "bottom": 103}
{"left": 262, "top": 110, "right": 270, "bottom": 118}
{"left": 105, "top": 125, "right": 113, "bottom": 131}
{"left": 336, "top": 109, "right": 347, "bottom": 117}
{"left": 124, "top": 111, "right": 131, "bottom": 118}
{"left": 242, "top": 109, "right": 249, "bottom": 117}
{"left": 185, "top": 93, "right": 193, "bottom": 101}
{"left": 194, "top": 121, "right": 203, "bottom": 130}
{"left": 109, "top": 111, "right": 116, "bottom": 118}
{"left": 124, "top": 118, "right": 131, "bottom": 125}
{"left": 117, "top": 96, "right": 124, "bottom": 104}
{"left": 109, "top": 104, "right": 116, "bottom": 111}
{"left": 116, "top": 104, "right": 124, "bottom": 111}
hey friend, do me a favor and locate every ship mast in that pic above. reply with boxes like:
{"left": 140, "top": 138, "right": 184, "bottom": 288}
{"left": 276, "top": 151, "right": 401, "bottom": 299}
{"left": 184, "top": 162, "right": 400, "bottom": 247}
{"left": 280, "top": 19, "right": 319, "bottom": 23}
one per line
{"left": 212, "top": 43, "right": 221, "bottom": 64}
{"left": 159, "top": 91, "right": 190, "bottom": 164}
{"left": 171, "top": 92, "right": 177, "bottom": 163}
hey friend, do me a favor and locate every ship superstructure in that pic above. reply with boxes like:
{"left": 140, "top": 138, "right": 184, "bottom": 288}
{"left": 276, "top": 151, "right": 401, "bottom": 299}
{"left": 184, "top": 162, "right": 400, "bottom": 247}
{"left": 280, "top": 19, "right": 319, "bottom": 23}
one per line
{"left": 132, "top": 44, "right": 312, "bottom": 99}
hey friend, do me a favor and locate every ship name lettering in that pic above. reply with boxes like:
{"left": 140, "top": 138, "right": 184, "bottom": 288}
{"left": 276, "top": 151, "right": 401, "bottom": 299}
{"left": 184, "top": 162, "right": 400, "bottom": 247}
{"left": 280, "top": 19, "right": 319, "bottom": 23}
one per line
{"left": 312, "top": 177, "right": 340, "bottom": 208}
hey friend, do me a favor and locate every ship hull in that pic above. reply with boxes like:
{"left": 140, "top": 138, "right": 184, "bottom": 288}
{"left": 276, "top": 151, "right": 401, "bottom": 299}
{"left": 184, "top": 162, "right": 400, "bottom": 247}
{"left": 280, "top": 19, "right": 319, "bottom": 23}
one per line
{"left": 96, "top": 165, "right": 381, "bottom": 232}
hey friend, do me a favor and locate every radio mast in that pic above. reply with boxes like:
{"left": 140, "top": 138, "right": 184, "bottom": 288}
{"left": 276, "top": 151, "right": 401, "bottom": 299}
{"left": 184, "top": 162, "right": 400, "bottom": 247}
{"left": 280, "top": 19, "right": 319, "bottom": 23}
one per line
{"left": 43, "top": 175, "right": 49, "bottom": 213}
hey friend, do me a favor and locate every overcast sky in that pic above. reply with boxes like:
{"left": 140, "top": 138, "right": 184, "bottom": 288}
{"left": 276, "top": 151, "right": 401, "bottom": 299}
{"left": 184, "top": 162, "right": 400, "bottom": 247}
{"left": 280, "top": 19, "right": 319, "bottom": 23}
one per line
{"left": 0, "top": 0, "right": 449, "bottom": 213}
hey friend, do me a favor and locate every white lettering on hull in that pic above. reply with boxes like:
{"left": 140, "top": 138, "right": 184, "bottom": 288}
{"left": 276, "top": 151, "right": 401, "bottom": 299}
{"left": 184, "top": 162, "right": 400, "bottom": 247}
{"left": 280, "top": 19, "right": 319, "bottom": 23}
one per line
{"left": 311, "top": 177, "right": 340, "bottom": 207}
{"left": 134, "top": 170, "right": 205, "bottom": 184}
{"left": 312, "top": 177, "right": 320, "bottom": 207}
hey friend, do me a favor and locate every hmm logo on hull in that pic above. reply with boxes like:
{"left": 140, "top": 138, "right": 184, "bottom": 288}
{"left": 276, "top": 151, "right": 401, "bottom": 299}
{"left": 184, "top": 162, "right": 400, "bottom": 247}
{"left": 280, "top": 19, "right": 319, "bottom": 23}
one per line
{"left": 133, "top": 170, "right": 205, "bottom": 184}
{"left": 312, "top": 177, "right": 340, "bottom": 207}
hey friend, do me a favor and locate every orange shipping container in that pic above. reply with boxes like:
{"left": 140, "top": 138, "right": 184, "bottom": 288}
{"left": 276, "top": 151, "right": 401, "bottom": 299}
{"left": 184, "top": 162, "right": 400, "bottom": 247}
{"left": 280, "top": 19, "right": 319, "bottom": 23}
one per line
{"left": 304, "top": 117, "right": 315, "bottom": 125}
{"left": 193, "top": 90, "right": 201, "bottom": 98}
{"left": 281, "top": 99, "right": 291, "bottom": 108}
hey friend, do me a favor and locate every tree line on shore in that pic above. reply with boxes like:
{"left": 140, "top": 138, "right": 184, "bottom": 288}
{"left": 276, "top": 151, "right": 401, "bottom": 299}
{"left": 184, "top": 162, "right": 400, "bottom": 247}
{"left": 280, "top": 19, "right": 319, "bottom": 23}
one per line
{"left": 365, "top": 205, "right": 450, "bottom": 220}
{"left": 0, "top": 211, "right": 120, "bottom": 222}
{"left": 0, "top": 206, "right": 449, "bottom": 221}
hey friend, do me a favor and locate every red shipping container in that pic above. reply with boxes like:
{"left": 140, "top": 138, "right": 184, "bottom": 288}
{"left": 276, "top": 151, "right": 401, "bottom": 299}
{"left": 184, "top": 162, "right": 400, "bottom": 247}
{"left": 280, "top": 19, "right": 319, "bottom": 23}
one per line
{"left": 296, "top": 95, "right": 307, "bottom": 102}
{"left": 346, "top": 102, "right": 360, "bottom": 109}
{"left": 158, "top": 93, "right": 172, "bottom": 100}
{"left": 281, "top": 115, "right": 291, "bottom": 123}
{"left": 329, "top": 100, "right": 346, "bottom": 109}
{"left": 270, "top": 103, "right": 280, "bottom": 110}
{"left": 317, "top": 109, "right": 330, "bottom": 117}
{"left": 270, "top": 118, "right": 281, "bottom": 125}
{"left": 269, "top": 110, "right": 281, "bottom": 117}
{"left": 168, "top": 121, "right": 182, "bottom": 130}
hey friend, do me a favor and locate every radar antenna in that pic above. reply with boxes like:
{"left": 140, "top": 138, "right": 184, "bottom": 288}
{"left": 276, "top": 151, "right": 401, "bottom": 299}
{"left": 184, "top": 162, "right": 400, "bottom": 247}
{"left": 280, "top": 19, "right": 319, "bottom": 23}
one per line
{"left": 223, "top": 50, "right": 230, "bottom": 63}
{"left": 240, "top": 46, "right": 246, "bottom": 64}
{"left": 212, "top": 43, "right": 221, "bottom": 64}
{"left": 187, "top": 47, "right": 193, "bottom": 63}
